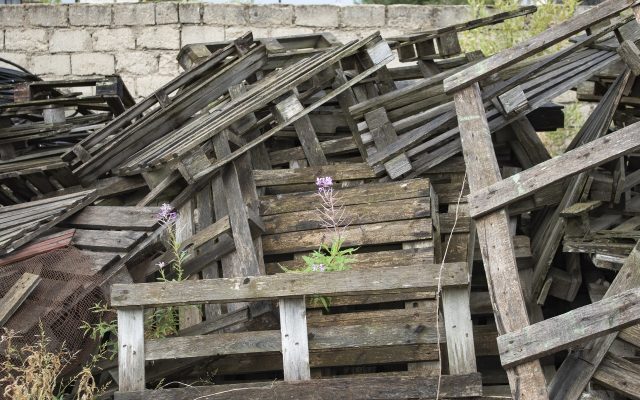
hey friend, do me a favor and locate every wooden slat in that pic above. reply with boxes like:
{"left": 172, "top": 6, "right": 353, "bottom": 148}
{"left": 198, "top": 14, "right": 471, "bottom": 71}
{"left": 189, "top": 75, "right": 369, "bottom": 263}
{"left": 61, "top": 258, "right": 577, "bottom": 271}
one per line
{"left": 262, "top": 219, "right": 431, "bottom": 255}
{"left": 443, "top": 0, "right": 635, "bottom": 93}
{"left": 263, "top": 197, "right": 429, "bottom": 234}
{"left": 279, "top": 297, "right": 311, "bottom": 381}
{"left": 65, "top": 206, "right": 160, "bottom": 231}
{"left": 117, "top": 308, "right": 145, "bottom": 392}
{"left": 0, "top": 273, "right": 41, "bottom": 326}
{"left": 0, "top": 229, "right": 74, "bottom": 267}
{"left": 72, "top": 229, "right": 146, "bottom": 252}
{"left": 114, "top": 373, "right": 483, "bottom": 400}
{"left": 253, "top": 163, "right": 376, "bottom": 187}
{"left": 497, "top": 287, "right": 640, "bottom": 368}
{"left": 111, "top": 264, "right": 468, "bottom": 308}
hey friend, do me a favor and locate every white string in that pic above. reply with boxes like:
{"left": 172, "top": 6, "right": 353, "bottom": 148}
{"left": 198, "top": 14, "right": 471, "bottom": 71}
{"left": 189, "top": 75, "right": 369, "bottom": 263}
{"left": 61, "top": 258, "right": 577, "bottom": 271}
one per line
{"left": 435, "top": 172, "right": 467, "bottom": 399}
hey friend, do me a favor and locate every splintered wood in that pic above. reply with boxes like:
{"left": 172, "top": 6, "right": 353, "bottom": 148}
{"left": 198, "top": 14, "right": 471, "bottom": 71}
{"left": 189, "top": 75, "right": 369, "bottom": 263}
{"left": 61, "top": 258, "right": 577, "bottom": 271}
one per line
{"left": 4, "top": 1, "right": 640, "bottom": 399}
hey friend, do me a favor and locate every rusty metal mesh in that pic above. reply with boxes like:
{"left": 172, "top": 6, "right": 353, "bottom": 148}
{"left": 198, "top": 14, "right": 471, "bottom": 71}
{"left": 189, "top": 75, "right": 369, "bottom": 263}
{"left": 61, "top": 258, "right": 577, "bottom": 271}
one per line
{"left": 0, "top": 246, "right": 104, "bottom": 366}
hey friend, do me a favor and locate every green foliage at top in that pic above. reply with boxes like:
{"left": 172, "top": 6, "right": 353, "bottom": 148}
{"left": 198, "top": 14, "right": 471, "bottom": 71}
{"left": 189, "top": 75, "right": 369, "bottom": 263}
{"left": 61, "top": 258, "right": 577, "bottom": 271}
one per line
{"left": 460, "top": 0, "right": 580, "bottom": 55}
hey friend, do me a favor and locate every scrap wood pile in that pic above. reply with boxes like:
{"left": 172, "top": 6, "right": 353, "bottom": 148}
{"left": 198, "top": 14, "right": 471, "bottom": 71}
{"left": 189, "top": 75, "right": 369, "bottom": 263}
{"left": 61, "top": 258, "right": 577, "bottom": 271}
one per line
{"left": 2, "top": 1, "right": 640, "bottom": 399}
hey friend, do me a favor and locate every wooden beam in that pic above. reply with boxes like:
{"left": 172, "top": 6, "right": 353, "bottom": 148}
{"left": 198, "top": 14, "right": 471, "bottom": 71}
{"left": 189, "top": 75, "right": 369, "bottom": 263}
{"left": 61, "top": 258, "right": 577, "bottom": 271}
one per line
{"left": 468, "top": 119, "right": 640, "bottom": 218}
{"left": 592, "top": 353, "right": 640, "bottom": 399}
{"left": 114, "top": 373, "right": 483, "bottom": 400}
{"left": 0, "top": 273, "right": 41, "bottom": 326}
{"left": 111, "top": 264, "right": 468, "bottom": 308}
{"left": 443, "top": 0, "right": 635, "bottom": 93}
{"left": 453, "top": 82, "right": 548, "bottom": 399}
{"left": 498, "top": 287, "right": 640, "bottom": 368}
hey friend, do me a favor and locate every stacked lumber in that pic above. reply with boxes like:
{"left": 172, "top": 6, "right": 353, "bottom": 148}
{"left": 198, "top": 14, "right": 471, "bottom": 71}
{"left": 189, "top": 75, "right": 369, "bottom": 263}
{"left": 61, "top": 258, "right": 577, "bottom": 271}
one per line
{"left": 3, "top": 1, "right": 640, "bottom": 399}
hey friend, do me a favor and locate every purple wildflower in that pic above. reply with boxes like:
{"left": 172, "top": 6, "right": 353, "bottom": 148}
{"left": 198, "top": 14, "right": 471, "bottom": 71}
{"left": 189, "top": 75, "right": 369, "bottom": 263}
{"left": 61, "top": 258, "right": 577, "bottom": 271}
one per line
{"left": 158, "top": 203, "right": 178, "bottom": 222}
{"left": 312, "top": 264, "right": 326, "bottom": 272}
{"left": 156, "top": 261, "right": 166, "bottom": 270}
{"left": 316, "top": 176, "right": 333, "bottom": 191}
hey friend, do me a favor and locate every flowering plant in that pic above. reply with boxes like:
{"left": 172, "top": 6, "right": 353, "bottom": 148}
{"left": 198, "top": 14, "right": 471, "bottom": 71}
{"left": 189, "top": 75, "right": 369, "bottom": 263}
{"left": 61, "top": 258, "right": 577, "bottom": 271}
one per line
{"left": 281, "top": 177, "right": 357, "bottom": 311}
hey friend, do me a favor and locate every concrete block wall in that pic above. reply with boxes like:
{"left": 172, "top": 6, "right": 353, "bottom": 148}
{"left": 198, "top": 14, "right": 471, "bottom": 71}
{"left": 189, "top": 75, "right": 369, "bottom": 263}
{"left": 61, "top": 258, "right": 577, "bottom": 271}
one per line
{"left": 0, "top": 3, "right": 473, "bottom": 98}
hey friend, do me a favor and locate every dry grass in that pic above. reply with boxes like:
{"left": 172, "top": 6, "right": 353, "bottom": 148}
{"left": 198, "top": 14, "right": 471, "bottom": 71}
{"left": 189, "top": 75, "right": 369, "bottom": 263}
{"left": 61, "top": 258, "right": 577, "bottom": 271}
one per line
{"left": 1, "top": 327, "right": 102, "bottom": 400}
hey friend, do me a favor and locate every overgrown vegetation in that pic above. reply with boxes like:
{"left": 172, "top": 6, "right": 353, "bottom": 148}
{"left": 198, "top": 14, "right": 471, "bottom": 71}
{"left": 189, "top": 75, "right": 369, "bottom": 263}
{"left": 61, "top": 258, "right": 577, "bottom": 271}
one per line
{"left": 1, "top": 326, "right": 102, "bottom": 400}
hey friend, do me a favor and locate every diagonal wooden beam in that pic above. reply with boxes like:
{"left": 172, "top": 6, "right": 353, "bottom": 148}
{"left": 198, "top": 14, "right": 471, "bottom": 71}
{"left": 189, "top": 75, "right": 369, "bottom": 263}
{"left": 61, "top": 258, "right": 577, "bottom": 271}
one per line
{"left": 443, "top": 0, "right": 636, "bottom": 94}
{"left": 453, "top": 82, "right": 548, "bottom": 400}
{"left": 468, "top": 118, "right": 640, "bottom": 219}
{"left": 498, "top": 286, "right": 640, "bottom": 368}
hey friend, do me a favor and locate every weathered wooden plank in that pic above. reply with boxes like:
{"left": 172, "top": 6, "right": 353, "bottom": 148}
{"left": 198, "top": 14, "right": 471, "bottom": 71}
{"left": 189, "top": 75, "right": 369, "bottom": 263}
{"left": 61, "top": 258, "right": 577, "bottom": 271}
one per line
{"left": 72, "top": 229, "right": 146, "bottom": 252}
{"left": 117, "top": 308, "right": 145, "bottom": 392}
{"left": 111, "top": 264, "right": 468, "bottom": 308}
{"left": 262, "top": 219, "right": 431, "bottom": 254}
{"left": 279, "top": 297, "right": 310, "bottom": 381}
{"left": 0, "top": 229, "right": 74, "bottom": 267}
{"left": 0, "top": 273, "right": 41, "bottom": 326}
{"left": 263, "top": 197, "right": 430, "bottom": 234}
{"left": 498, "top": 287, "right": 640, "bottom": 368}
{"left": 454, "top": 83, "right": 548, "bottom": 399}
{"left": 114, "top": 373, "right": 483, "bottom": 400}
{"left": 469, "top": 119, "right": 640, "bottom": 218}
{"left": 549, "top": 241, "right": 640, "bottom": 400}
{"left": 592, "top": 353, "right": 640, "bottom": 400}
{"left": 144, "top": 321, "right": 441, "bottom": 361}
{"left": 443, "top": 0, "right": 634, "bottom": 93}
{"left": 253, "top": 163, "right": 376, "bottom": 187}
{"left": 260, "top": 178, "right": 429, "bottom": 215}
{"left": 65, "top": 206, "right": 160, "bottom": 231}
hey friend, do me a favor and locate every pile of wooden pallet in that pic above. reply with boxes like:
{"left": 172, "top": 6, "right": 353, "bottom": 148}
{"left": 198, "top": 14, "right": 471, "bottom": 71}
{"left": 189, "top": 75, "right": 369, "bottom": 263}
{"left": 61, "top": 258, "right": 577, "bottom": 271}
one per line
{"left": 2, "top": 1, "right": 640, "bottom": 399}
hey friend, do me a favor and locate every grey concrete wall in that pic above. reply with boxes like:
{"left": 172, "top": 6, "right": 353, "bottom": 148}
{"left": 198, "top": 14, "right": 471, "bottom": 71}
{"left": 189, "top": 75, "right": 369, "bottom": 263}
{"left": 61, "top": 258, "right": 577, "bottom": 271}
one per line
{"left": 0, "top": 3, "right": 475, "bottom": 98}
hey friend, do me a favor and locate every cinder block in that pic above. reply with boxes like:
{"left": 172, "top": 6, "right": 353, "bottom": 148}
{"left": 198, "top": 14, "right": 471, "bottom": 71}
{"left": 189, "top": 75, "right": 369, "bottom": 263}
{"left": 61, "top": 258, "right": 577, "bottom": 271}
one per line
{"left": 26, "top": 5, "right": 68, "bottom": 27}
{"left": 113, "top": 3, "right": 155, "bottom": 26}
{"left": 116, "top": 51, "right": 158, "bottom": 75}
{"left": 270, "top": 27, "right": 315, "bottom": 38}
{"left": 31, "top": 54, "right": 71, "bottom": 76}
{"left": 50, "top": 30, "right": 92, "bottom": 53}
{"left": 93, "top": 28, "right": 136, "bottom": 51}
{"left": 158, "top": 53, "right": 180, "bottom": 75}
{"left": 156, "top": 2, "right": 178, "bottom": 25}
{"left": 71, "top": 53, "right": 115, "bottom": 75}
{"left": 179, "top": 3, "right": 202, "bottom": 24}
{"left": 181, "top": 25, "right": 225, "bottom": 46}
{"left": 136, "top": 74, "right": 174, "bottom": 97}
{"left": 0, "top": 6, "right": 25, "bottom": 27}
{"left": 5, "top": 29, "right": 48, "bottom": 52}
{"left": 0, "top": 52, "right": 29, "bottom": 69}
{"left": 225, "top": 26, "right": 270, "bottom": 41}
{"left": 247, "top": 5, "right": 293, "bottom": 27}
{"left": 294, "top": 5, "right": 339, "bottom": 28}
{"left": 387, "top": 5, "right": 435, "bottom": 31}
{"left": 341, "top": 5, "right": 385, "bottom": 28}
{"left": 69, "top": 5, "right": 112, "bottom": 26}
{"left": 203, "top": 4, "right": 246, "bottom": 26}
{"left": 137, "top": 25, "right": 180, "bottom": 50}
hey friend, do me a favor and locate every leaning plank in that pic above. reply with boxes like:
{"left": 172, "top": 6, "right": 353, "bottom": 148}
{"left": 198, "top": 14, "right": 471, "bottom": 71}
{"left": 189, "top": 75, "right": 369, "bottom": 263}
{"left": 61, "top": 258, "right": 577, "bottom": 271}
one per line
{"left": 114, "top": 373, "right": 483, "bottom": 400}
{"left": 548, "top": 241, "right": 640, "bottom": 400}
{"left": 111, "top": 264, "right": 468, "bottom": 308}
{"left": 453, "top": 83, "right": 548, "bottom": 399}
{"left": 497, "top": 287, "right": 640, "bottom": 368}
{"left": 468, "top": 119, "right": 640, "bottom": 218}
{"left": 443, "top": 0, "right": 635, "bottom": 93}
{"left": 0, "top": 273, "right": 41, "bottom": 326}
